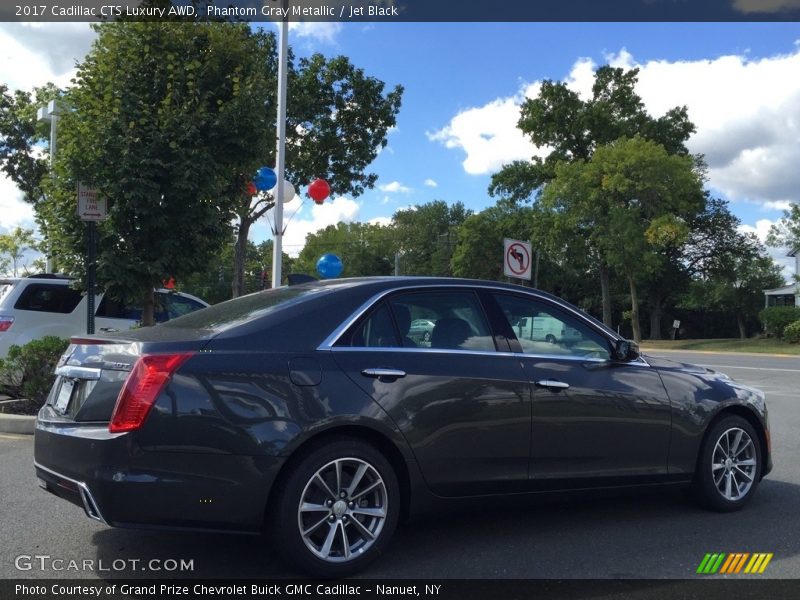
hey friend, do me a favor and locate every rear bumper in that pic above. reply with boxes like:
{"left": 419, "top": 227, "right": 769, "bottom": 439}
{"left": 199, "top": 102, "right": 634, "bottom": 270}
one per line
{"left": 34, "top": 412, "right": 285, "bottom": 533}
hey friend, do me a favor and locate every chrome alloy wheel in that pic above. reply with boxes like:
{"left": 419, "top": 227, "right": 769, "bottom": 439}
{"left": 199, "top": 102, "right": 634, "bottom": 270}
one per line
{"left": 297, "top": 457, "right": 388, "bottom": 563}
{"left": 711, "top": 427, "right": 757, "bottom": 501}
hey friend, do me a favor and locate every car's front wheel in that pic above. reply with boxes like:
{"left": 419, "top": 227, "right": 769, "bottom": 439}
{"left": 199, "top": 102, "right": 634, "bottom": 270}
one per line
{"left": 271, "top": 437, "right": 400, "bottom": 577}
{"left": 694, "top": 415, "right": 762, "bottom": 511}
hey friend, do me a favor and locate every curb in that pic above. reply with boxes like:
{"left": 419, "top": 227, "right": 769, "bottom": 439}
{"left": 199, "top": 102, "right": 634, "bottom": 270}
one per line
{"left": 0, "top": 413, "right": 35, "bottom": 435}
{"left": 640, "top": 347, "right": 800, "bottom": 359}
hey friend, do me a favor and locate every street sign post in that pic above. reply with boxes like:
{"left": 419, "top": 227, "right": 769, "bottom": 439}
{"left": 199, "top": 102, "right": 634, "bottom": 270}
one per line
{"left": 77, "top": 183, "right": 107, "bottom": 335}
{"left": 503, "top": 238, "right": 533, "bottom": 281}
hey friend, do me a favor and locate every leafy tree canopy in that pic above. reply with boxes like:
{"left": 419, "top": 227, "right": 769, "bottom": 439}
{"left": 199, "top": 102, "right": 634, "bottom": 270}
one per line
{"left": 489, "top": 65, "right": 696, "bottom": 203}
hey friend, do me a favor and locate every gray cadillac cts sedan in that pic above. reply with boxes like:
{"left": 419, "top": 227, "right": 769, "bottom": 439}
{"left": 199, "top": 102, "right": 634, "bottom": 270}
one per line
{"left": 34, "top": 277, "right": 771, "bottom": 577}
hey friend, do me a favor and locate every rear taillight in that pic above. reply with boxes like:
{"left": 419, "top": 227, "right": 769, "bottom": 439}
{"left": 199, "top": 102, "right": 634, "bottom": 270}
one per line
{"left": 0, "top": 316, "right": 14, "bottom": 332}
{"left": 109, "top": 352, "right": 194, "bottom": 433}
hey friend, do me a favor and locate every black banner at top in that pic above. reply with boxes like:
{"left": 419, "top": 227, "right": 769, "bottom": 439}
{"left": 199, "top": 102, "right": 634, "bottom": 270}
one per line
{"left": 3, "top": 0, "right": 800, "bottom": 23}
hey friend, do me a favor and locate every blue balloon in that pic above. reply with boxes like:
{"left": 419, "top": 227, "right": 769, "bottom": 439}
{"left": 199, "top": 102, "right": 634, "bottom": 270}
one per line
{"left": 316, "top": 253, "right": 343, "bottom": 279}
{"left": 254, "top": 167, "right": 277, "bottom": 191}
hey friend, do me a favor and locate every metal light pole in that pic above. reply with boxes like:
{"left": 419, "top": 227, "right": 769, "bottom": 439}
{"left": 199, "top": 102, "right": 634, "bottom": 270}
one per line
{"left": 37, "top": 100, "right": 61, "bottom": 273}
{"left": 271, "top": 10, "right": 289, "bottom": 289}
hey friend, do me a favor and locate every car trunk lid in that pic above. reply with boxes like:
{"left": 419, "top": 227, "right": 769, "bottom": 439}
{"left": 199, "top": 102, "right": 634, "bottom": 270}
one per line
{"left": 42, "top": 328, "right": 213, "bottom": 424}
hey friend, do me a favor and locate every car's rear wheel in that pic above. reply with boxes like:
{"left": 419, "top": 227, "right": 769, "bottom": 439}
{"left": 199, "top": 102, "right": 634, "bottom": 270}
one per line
{"left": 694, "top": 415, "right": 762, "bottom": 511}
{"left": 271, "top": 437, "right": 399, "bottom": 577}
{"left": 545, "top": 334, "right": 556, "bottom": 344}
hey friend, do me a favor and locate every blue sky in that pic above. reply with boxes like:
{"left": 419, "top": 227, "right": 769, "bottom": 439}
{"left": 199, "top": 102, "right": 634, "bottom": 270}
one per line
{"left": 1, "top": 21, "right": 799, "bottom": 277}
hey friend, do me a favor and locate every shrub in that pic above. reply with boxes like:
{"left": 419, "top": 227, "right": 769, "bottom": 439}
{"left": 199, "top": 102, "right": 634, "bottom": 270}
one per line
{"left": 0, "top": 336, "right": 70, "bottom": 411}
{"left": 784, "top": 320, "right": 800, "bottom": 344}
{"left": 758, "top": 306, "right": 800, "bottom": 338}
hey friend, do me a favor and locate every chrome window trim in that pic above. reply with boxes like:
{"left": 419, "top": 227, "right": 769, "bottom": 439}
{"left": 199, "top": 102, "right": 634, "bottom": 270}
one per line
{"left": 317, "top": 283, "right": 647, "bottom": 366}
{"left": 34, "top": 461, "right": 108, "bottom": 524}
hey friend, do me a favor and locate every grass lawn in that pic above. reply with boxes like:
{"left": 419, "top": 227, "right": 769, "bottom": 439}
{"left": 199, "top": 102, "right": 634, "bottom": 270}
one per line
{"left": 639, "top": 338, "right": 800, "bottom": 355}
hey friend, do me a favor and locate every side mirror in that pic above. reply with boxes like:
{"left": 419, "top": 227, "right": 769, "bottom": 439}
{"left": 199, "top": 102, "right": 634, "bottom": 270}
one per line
{"left": 613, "top": 339, "right": 640, "bottom": 362}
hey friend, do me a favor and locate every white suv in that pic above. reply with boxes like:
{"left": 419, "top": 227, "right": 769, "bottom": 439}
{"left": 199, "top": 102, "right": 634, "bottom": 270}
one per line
{"left": 0, "top": 275, "right": 208, "bottom": 358}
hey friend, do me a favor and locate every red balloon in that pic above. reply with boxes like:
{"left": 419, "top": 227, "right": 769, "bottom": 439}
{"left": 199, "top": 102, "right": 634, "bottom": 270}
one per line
{"left": 246, "top": 181, "right": 257, "bottom": 196}
{"left": 308, "top": 178, "right": 330, "bottom": 202}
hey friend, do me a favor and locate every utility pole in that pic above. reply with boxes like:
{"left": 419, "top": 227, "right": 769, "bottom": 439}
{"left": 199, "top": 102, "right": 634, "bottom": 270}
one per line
{"left": 270, "top": 5, "right": 289, "bottom": 289}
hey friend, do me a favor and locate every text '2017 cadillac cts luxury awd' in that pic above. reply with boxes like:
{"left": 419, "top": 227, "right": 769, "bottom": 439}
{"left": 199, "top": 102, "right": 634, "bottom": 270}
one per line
{"left": 34, "top": 277, "right": 771, "bottom": 577}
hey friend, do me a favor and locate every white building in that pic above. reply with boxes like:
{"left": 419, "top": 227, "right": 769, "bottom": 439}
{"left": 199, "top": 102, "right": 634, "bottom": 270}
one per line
{"left": 764, "top": 249, "right": 799, "bottom": 307}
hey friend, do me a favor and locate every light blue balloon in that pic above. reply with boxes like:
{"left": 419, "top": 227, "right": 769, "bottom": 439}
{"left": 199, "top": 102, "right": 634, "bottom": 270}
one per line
{"left": 316, "top": 253, "right": 343, "bottom": 279}
{"left": 254, "top": 167, "right": 277, "bottom": 191}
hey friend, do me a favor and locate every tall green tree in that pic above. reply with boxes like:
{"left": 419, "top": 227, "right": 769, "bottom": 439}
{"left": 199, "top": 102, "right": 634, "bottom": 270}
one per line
{"left": 0, "top": 227, "right": 42, "bottom": 276}
{"left": 0, "top": 82, "right": 62, "bottom": 204}
{"left": 44, "top": 22, "right": 280, "bottom": 325}
{"left": 684, "top": 233, "right": 784, "bottom": 338}
{"left": 641, "top": 197, "right": 747, "bottom": 339}
{"left": 489, "top": 66, "right": 696, "bottom": 326}
{"left": 540, "top": 137, "right": 704, "bottom": 342}
{"left": 230, "top": 49, "right": 402, "bottom": 297}
{"left": 767, "top": 203, "right": 800, "bottom": 277}
{"left": 393, "top": 200, "right": 472, "bottom": 276}
{"left": 293, "top": 222, "right": 395, "bottom": 278}
{"left": 451, "top": 202, "right": 535, "bottom": 281}
{"left": 181, "top": 238, "right": 291, "bottom": 304}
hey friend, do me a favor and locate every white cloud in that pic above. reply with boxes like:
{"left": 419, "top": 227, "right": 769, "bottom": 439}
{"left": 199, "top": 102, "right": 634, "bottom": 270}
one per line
{"left": 763, "top": 200, "right": 795, "bottom": 212}
{"left": 0, "top": 176, "right": 36, "bottom": 234}
{"left": 379, "top": 181, "right": 411, "bottom": 193}
{"left": 368, "top": 216, "right": 392, "bottom": 227}
{"left": 287, "top": 22, "right": 342, "bottom": 44}
{"left": 431, "top": 46, "right": 800, "bottom": 208}
{"left": 609, "top": 48, "right": 800, "bottom": 207}
{"left": 0, "top": 23, "right": 95, "bottom": 244}
{"left": 424, "top": 178, "right": 438, "bottom": 188}
{"left": 427, "top": 82, "right": 542, "bottom": 175}
{"left": 0, "top": 23, "right": 95, "bottom": 92}
{"left": 274, "top": 196, "right": 361, "bottom": 257}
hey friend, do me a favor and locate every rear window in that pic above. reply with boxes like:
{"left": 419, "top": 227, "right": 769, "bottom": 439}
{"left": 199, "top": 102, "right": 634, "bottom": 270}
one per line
{"left": 13, "top": 283, "right": 82, "bottom": 314}
{"left": 161, "top": 286, "right": 328, "bottom": 331}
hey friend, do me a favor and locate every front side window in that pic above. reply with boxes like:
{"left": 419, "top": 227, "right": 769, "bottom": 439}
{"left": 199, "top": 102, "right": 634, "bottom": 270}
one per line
{"left": 494, "top": 294, "right": 611, "bottom": 360}
{"left": 389, "top": 291, "right": 495, "bottom": 351}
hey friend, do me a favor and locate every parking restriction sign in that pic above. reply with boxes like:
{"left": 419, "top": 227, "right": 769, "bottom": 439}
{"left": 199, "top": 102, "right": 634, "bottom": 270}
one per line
{"left": 503, "top": 238, "right": 532, "bottom": 280}
{"left": 77, "top": 183, "right": 107, "bottom": 222}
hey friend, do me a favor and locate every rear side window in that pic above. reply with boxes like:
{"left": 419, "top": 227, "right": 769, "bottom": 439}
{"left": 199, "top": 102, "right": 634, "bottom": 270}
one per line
{"left": 162, "top": 293, "right": 206, "bottom": 319}
{"left": 338, "top": 290, "right": 496, "bottom": 352}
{"left": 14, "top": 283, "right": 82, "bottom": 314}
{"left": 95, "top": 295, "right": 142, "bottom": 320}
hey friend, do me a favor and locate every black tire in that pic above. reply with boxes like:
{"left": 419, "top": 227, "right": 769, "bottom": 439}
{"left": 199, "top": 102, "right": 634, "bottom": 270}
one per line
{"left": 545, "top": 334, "right": 556, "bottom": 344}
{"left": 271, "top": 437, "right": 400, "bottom": 577}
{"left": 693, "top": 415, "right": 762, "bottom": 512}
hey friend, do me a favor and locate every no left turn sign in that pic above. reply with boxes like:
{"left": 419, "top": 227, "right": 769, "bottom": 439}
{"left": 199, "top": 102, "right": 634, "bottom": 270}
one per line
{"left": 503, "top": 238, "right": 532, "bottom": 280}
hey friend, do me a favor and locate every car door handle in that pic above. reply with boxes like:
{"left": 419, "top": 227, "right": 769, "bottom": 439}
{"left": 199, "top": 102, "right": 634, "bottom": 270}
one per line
{"left": 361, "top": 368, "right": 407, "bottom": 379}
{"left": 535, "top": 379, "right": 570, "bottom": 390}
{"left": 100, "top": 327, "right": 119, "bottom": 333}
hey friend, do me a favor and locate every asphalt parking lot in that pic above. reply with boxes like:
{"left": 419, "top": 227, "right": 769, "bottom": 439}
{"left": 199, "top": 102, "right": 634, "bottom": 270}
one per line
{"left": 1, "top": 350, "right": 798, "bottom": 580}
